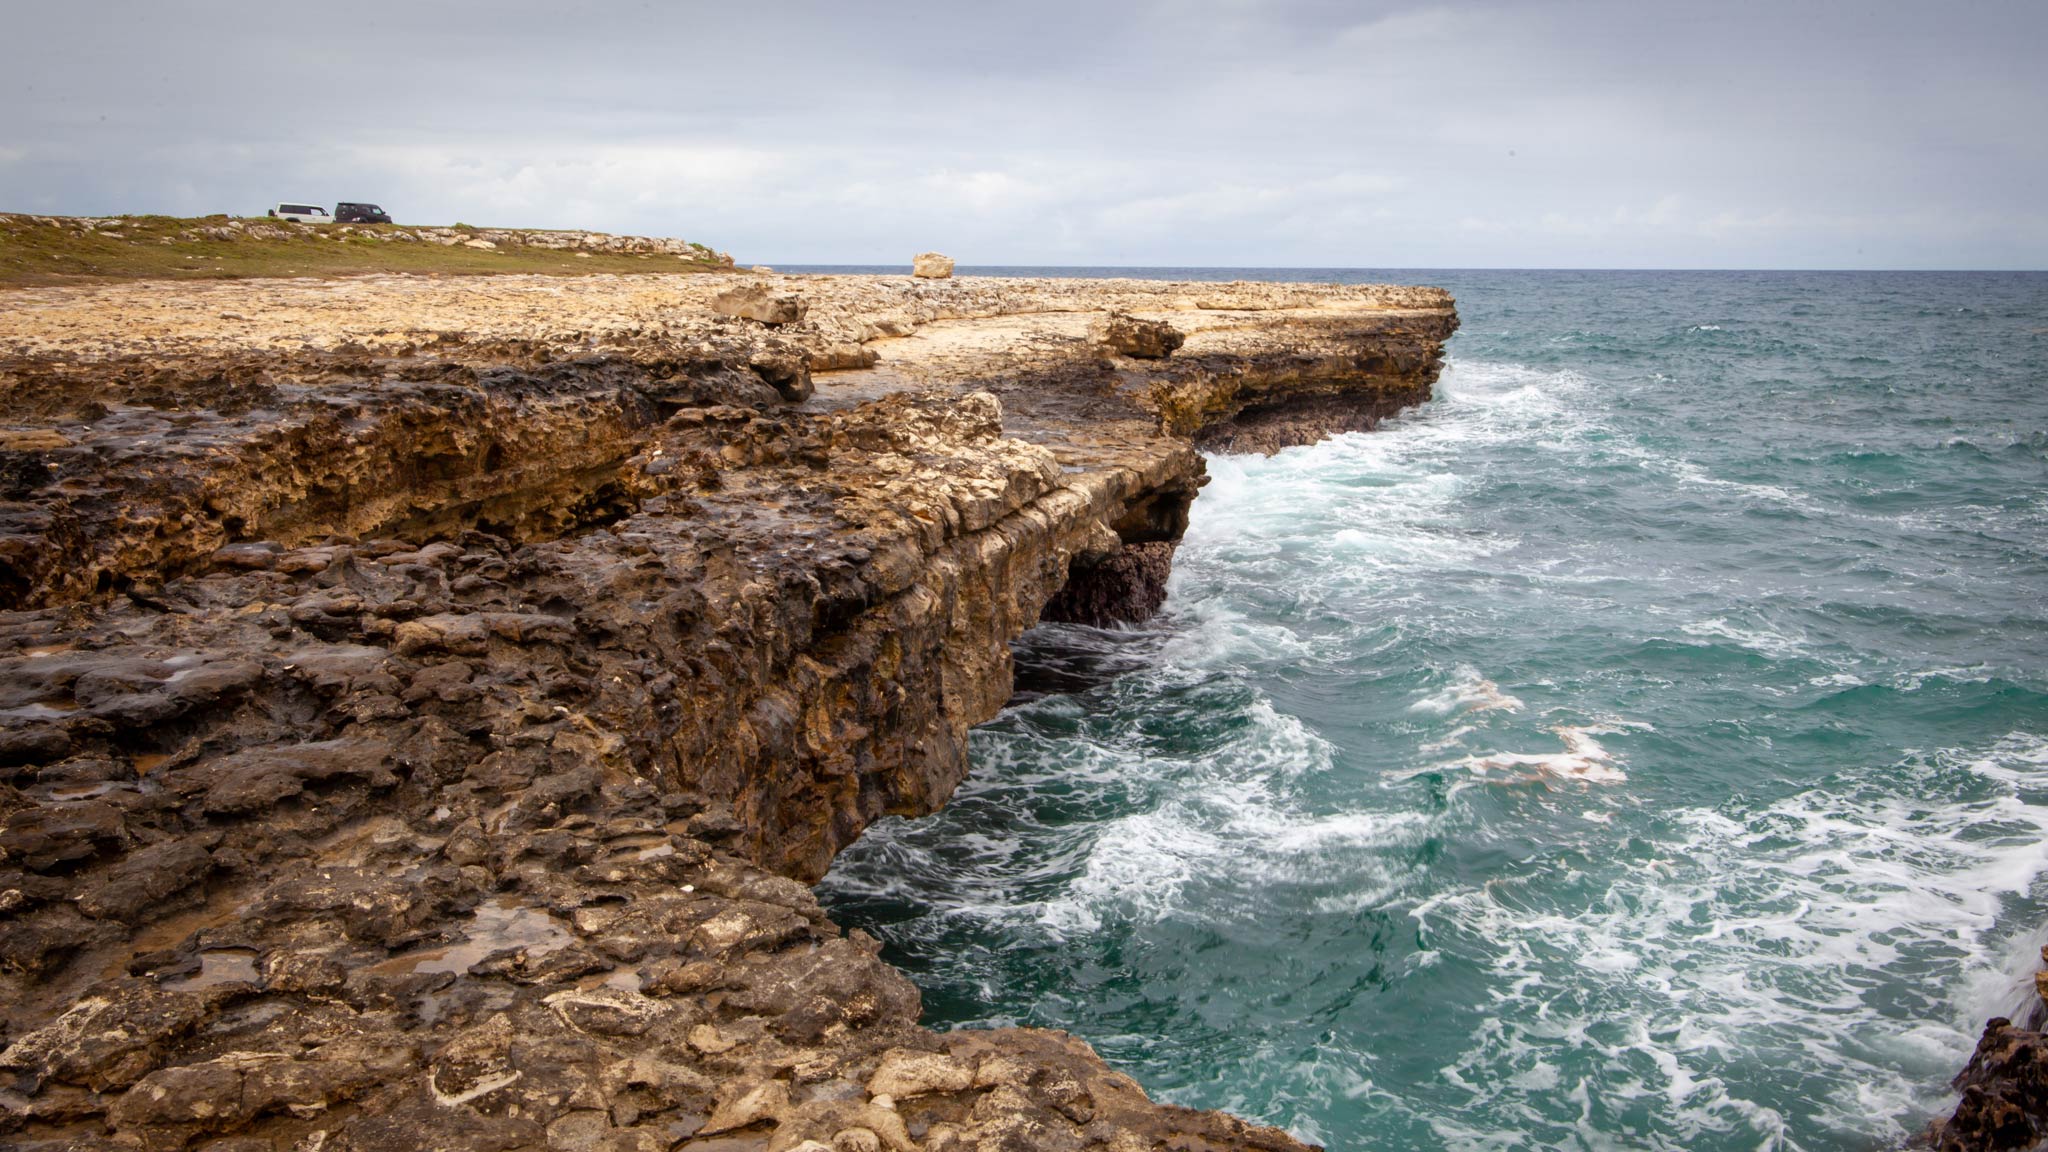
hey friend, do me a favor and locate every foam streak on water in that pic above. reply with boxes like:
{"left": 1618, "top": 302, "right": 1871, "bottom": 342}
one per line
{"left": 822, "top": 270, "right": 2048, "bottom": 1151}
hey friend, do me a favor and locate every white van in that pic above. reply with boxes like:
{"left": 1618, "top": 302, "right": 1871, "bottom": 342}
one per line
{"left": 268, "top": 203, "right": 332, "bottom": 224}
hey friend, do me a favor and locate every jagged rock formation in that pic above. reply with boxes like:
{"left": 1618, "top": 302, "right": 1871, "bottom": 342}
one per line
{"left": 1040, "top": 540, "right": 1177, "bottom": 627}
{"left": 711, "top": 283, "right": 810, "bottom": 327}
{"left": 0, "top": 272, "right": 1454, "bottom": 1151}
{"left": 1092, "top": 312, "right": 1185, "bottom": 360}
{"left": 1932, "top": 1018, "right": 2048, "bottom": 1151}
{"left": 1929, "top": 949, "right": 2048, "bottom": 1151}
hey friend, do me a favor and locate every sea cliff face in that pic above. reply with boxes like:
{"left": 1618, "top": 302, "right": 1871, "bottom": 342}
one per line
{"left": 0, "top": 272, "right": 1455, "bottom": 1151}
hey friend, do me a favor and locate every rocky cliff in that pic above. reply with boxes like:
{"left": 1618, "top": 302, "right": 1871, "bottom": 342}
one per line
{"left": 0, "top": 271, "right": 1456, "bottom": 1151}
{"left": 1925, "top": 953, "right": 2048, "bottom": 1151}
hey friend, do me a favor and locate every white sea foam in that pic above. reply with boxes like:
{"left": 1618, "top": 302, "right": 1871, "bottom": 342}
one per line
{"left": 829, "top": 345, "right": 2048, "bottom": 1149}
{"left": 1410, "top": 731, "right": 2048, "bottom": 1148}
{"left": 1599, "top": 444, "right": 1824, "bottom": 514}
{"left": 1187, "top": 441, "right": 1481, "bottom": 582}
{"left": 1436, "top": 722, "right": 1635, "bottom": 784}
{"left": 1045, "top": 356, "right": 1638, "bottom": 945}
{"left": 1418, "top": 723, "right": 1480, "bottom": 753}
{"left": 1681, "top": 615, "right": 1810, "bottom": 659}
{"left": 1410, "top": 666, "right": 1525, "bottom": 717}
{"left": 1156, "top": 594, "right": 1316, "bottom": 669}
{"left": 1431, "top": 359, "right": 1592, "bottom": 429}
{"left": 1032, "top": 694, "right": 1437, "bottom": 933}
{"left": 1899, "top": 665, "right": 1997, "bottom": 692}
{"left": 1668, "top": 456, "right": 1815, "bottom": 508}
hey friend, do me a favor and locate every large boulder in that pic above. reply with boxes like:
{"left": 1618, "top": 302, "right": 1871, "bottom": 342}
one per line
{"left": 710, "top": 282, "right": 809, "bottom": 326}
{"left": 1093, "top": 311, "right": 1186, "bottom": 359}
{"left": 911, "top": 252, "right": 954, "bottom": 279}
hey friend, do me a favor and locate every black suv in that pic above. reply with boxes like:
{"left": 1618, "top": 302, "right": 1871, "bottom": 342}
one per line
{"left": 335, "top": 202, "right": 391, "bottom": 224}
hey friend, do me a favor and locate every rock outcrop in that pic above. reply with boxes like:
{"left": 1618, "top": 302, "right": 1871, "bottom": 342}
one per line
{"left": 1040, "top": 541, "right": 1177, "bottom": 627}
{"left": 1930, "top": 949, "right": 2048, "bottom": 1151}
{"left": 910, "top": 254, "right": 953, "bottom": 280}
{"left": 711, "top": 282, "right": 810, "bottom": 326}
{"left": 0, "top": 271, "right": 1454, "bottom": 1151}
{"left": 1093, "top": 312, "right": 1186, "bottom": 360}
{"left": 1932, "top": 1017, "right": 2048, "bottom": 1151}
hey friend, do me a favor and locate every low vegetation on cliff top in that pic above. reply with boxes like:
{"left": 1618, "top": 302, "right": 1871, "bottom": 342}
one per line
{"left": 0, "top": 212, "right": 737, "bottom": 287}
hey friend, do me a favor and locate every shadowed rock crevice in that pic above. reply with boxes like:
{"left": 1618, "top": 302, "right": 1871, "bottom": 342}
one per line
{"left": 1195, "top": 388, "right": 1426, "bottom": 454}
{"left": 1040, "top": 542, "right": 1177, "bottom": 629}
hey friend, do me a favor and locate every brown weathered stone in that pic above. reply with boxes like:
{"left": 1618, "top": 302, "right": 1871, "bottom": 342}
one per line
{"left": 0, "top": 270, "right": 1456, "bottom": 1152}
{"left": 1040, "top": 541, "right": 1176, "bottom": 627}
{"left": 711, "top": 281, "right": 809, "bottom": 326}
{"left": 1931, "top": 1017, "right": 2048, "bottom": 1151}
{"left": 1094, "top": 310, "right": 1186, "bottom": 359}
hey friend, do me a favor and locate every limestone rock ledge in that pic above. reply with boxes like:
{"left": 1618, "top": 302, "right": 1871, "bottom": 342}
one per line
{"left": 0, "top": 273, "right": 1455, "bottom": 1151}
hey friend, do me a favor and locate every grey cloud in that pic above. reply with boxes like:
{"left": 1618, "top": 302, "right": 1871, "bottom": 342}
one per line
{"left": 2, "top": 0, "right": 2043, "bottom": 267}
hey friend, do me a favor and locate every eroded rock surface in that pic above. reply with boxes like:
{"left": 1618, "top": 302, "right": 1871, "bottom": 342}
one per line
{"left": 1092, "top": 312, "right": 1185, "bottom": 360}
{"left": 1929, "top": 947, "right": 2048, "bottom": 1152}
{"left": 0, "top": 272, "right": 1455, "bottom": 1150}
{"left": 711, "top": 283, "right": 810, "bottom": 327}
{"left": 1933, "top": 1017, "right": 2048, "bottom": 1151}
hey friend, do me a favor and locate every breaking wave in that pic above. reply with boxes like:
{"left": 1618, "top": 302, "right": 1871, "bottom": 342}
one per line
{"left": 823, "top": 269, "right": 2048, "bottom": 1150}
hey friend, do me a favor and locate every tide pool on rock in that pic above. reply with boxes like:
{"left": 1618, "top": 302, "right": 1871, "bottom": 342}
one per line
{"left": 819, "top": 269, "right": 2048, "bottom": 1150}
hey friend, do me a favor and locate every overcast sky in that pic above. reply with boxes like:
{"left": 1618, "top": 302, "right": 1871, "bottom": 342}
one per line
{"left": 4, "top": 0, "right": 2044, "bottom": 268}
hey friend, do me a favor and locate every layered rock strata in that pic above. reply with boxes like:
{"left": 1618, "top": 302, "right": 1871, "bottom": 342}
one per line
{"left": 0, "top": 272, "right": 1455, "bottom": 1151}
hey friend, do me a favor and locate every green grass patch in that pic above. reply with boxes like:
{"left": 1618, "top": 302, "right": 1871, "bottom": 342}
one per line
{"left": 0, "top": 213, "right": 737, "bottom": 288}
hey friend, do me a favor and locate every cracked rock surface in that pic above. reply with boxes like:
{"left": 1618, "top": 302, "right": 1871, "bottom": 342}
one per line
{"left": 0, "top": 272, "right": 1455, "bottom": 1151}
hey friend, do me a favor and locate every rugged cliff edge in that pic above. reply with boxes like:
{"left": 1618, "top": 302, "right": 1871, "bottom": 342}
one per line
{"left": 0, "top": 272, "right": 1456, "bottom": 1152}
{"left": 1926, "top": 958, "right": 2048, "bottom": 1151}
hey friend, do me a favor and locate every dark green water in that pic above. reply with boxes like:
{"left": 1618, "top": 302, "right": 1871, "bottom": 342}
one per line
{"left": 817, "top": 269, "right": 2048, "bottom": 1150}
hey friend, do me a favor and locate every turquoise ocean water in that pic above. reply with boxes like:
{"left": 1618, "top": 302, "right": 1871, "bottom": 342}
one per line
{"left": 811, "top": 268, "right": 2048, "bottom": 1150}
